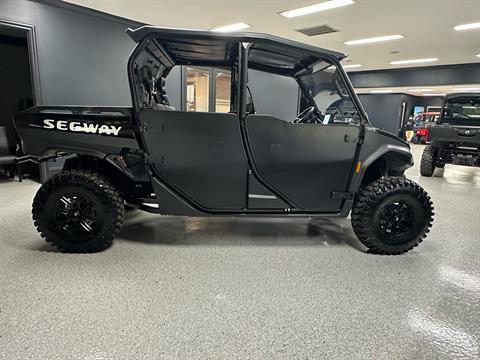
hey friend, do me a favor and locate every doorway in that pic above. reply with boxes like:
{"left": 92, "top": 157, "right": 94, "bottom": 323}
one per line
{"left": 0, "top": 21, "right": 38, "bottom": 146}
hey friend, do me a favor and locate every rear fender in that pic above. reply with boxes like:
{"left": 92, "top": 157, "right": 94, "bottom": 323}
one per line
{"left": 45, "top": 150, "right": 151, "bottom": 201}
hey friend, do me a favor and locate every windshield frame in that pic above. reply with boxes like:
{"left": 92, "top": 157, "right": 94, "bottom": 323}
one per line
{"left": 295, "top": 61, "right": 368, "bottom": 125}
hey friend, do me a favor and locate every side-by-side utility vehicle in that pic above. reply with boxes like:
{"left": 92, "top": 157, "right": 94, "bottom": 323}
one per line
{"left": 420, "top": 93, "right": 480, "bottom": 176}
{"left": 14, "top": 27, "right": 434, "bottom": 254}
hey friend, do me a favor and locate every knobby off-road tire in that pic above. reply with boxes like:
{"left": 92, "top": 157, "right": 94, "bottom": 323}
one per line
{"left": 420, "top": 145, "right": 437, "bottom": 177}
{"left": 351, "top": 177, "right": 434, "bottom": 255}
{"left": 32, "top": 170, "right": 125, "bottom": 252}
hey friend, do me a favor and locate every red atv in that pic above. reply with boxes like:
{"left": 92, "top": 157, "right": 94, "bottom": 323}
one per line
{"left": 411, "top": 112, "right": 439, "bottom": 144}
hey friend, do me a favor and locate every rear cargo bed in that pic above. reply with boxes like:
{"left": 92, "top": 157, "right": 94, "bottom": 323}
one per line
{"left": 14, "top": 106, "right": 139, "bottom": 158}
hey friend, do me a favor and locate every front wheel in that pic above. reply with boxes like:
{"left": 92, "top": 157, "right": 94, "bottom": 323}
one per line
{"left": 351, "top": 177, "right": 433, "bottom": 255}
{"left": 420, "top": 145, "right": 437, "bottom": 176}
{"left": 32, "top": 170, "right": 125, "bottom": 252}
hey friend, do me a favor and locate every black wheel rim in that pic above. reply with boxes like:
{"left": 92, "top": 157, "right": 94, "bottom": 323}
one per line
{"left": 55, "top": 193, "right": 99, "bottom": 242}
{"left": 377, "top": 200, "right": 416, "bottom": 244}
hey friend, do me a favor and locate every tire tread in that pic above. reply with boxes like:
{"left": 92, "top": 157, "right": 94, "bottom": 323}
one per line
{"left": 32, "top": 169, "right": 125, "bottom": 252}
{"left": 351, "top": 176, "right": 434, "bottom": 255}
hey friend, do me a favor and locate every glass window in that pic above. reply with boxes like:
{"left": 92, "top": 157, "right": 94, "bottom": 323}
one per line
{"left": 441, "top": 96, "right": 480, "bottom": 124}
{"left": 186, "top": 67, "right": 210, "bottom": 112}
{"left": 300, "top": 63, "right": 361, "bottom": 124}
{"left": 215, "top": 70, "right": 231, "bottom": 113}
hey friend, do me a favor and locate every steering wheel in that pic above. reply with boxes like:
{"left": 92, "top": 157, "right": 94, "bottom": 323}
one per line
{"left": 293, "top": 106, "right": 316, "bottom": 124}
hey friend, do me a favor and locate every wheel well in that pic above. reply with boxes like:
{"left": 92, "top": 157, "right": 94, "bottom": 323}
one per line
{"left": 361, "top": 151, "right": 412, "bottom": 187}
{"left": 62, "top": 155, "right": 151, "bottom": 202}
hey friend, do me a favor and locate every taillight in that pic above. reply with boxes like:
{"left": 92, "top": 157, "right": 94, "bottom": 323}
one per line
{"left": 417, "top": 128, "right": 429, "bottom": 137}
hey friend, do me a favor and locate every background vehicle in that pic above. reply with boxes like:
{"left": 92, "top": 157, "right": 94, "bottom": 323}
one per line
{"left": 420, "top": 93, "right": 480, "bottom": 176}
{"left": 410, "top": 112, "right": 439, "bottom": 144}
{"left": 14, "top": 26, "right": 434, "bottom": 254}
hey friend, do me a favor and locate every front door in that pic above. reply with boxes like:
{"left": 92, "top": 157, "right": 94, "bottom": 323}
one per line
{"left": 245, "top": 115, "right": 360, "bottom": 211}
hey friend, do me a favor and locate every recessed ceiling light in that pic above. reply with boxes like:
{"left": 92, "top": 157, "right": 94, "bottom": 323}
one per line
{"left": 211, "top": 23, "right": 250, "bottom": 32}
{"left": 423, "top": 93, "right": 445, "bottom": 96}
{"left": 451, "top": 87, "right": 480, "bottom": 92}
{"left": 343, "top": 64, "right": 363, "bottom": 69}
{"left": 370, "top": 89, "right": 393, "bottom": 93}
{"left": 408, "top": 88, "right": 434, "bottom": 92}
{"left": 280, "top": 0, "right": 354, "bottom": 18}
{"left": 454, "top": 22, "right": 480, "bottom": 31}
{"left": 344, "top": 34, "right": 404, "bottom": 46}
{"left": 476, "top": 54, "right": 480, "bottom": 57}
{"left": 390, "top": 58, "right": 438, "bottom": 65}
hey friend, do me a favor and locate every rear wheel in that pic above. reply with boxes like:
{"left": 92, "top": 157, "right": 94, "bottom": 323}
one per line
{"left": 351, "top": 177, "right": 433, "bottom": 255}
{"left": 420, "top": 145, "right": 437, "bottom": 176}
{"left": 32, "top": 170, "right": 125, "bottom": 252}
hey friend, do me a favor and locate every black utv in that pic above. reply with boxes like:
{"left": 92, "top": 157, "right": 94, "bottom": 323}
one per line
{"left": 420, "top": 93, "right": 480, "bottom": 176}
{"left": 14, "top": 26, "right": 434, "bottom": 254}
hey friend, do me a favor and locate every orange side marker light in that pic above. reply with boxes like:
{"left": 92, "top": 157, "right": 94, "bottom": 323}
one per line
{"left": 355, "top": 161, "right": 362, "bottom": 173}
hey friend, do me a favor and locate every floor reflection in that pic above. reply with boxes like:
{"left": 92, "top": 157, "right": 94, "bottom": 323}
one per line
{"left": 408, "top": 310, "right": 479, "bottom": 359}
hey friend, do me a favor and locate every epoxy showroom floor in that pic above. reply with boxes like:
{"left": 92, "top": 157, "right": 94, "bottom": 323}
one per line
{"left": 0, "top": 145, "right": 479, "bottom": 359}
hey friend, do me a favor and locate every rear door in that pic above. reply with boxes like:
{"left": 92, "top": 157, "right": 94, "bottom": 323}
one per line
{"left": 139, "top": 110, "right": 248, "bottom": 210}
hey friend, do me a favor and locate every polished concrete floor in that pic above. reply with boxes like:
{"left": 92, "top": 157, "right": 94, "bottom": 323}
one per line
{"left": 0, "top": 145, "right": 479, "bottom": 359}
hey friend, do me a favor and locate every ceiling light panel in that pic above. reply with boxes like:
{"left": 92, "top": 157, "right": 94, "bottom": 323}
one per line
{"left": 211, "top": 23, "right": 250, "bottom": 32}
{"left": 454, "top": 22, "right": 480, "bottom": 31}
{"left": 370, "top": 89, "right": 393, "bottom": 93}
{"left": 451, "top": 87, "right": 480, "bottom": 92}
{"left": 423, "top": 93, "right": 445, "bottom": 96}
{"left": 390, "top": 58, "right": 439, "bottom": 65}
{"left": 281, "top": 0, "right": 354, "bottom": 18}
{"left": 407, "top": 89, "right": 434, "bottom": 92}
{"left": 344, "top": 34, "right": 404, "bottom": 46}
{"left": 342, "top": 64, "right": 363, "bottom": 69}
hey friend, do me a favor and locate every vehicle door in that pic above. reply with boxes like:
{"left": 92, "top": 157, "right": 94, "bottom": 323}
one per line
{"left": 244, "top": 67, "right": 362, "bottom": 211}
{"left": 139, "top": 67, "right": 248, "bottom": 210}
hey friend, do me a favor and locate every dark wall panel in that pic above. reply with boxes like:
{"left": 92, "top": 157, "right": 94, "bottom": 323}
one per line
{"left": 358, "top": 94, "right": 403, "bottom": 135}
{"left": 248, "top": 69, "right": 299, "bottom": 121}
{"left": 350, "top": 63, "right": 480, "bottom": 89}
{"left": 1, "top": 0, "right": 140, "bottom": 106}
{"left": 165, "top": 66, "right": 182, "bottom": 110}
{"left": 0, "top": 41, "right": 32, "bottom": 142}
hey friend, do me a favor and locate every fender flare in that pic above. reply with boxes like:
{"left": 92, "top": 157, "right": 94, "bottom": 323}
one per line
{"left": 350, "top": 145, "right": 413, "bottom": 191}
{"left": 39, "top": 146, "right": 134, "bottom": 180}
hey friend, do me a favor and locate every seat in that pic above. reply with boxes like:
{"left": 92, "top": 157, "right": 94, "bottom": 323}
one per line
{"left": 156, "top": 77, "right": 176, "bottom": 111}
{"left": 139, "top": 67, "right": 176, "bottom": 111}
{"left": 0, "top": 127, "right": 16, "bottom": 179}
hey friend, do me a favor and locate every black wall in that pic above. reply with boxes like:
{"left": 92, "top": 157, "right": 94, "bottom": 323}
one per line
{"left": 0, "top": 36, "right": 33, "bottom": 143}
{"left": 248, "top": 69, "right": 300, "bottom": 121}
{"left": 357, "top": 93, "right": 444, "bottom": 135}
{"left": 1, "top": 0, "right": 142, "bottom": 106}
{"left": 358, "top": 94, "right": 403, "bottom": 134}
{"left": 350, "top": 63, "right": 480, "bottom": 89}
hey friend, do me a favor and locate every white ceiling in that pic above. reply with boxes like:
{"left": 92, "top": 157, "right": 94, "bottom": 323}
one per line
{"left": 355, "top": 84, "right": 480, "bottom": 95}
{"left": 65, "top": 0, "right": 480, "bottom": 72}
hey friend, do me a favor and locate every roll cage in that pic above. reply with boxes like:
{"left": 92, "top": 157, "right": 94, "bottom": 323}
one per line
{"left": 126, "top": 26, "right": 369, "bottom": 124}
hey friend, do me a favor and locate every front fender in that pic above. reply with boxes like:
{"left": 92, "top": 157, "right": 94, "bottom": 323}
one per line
{"left": 350, "top": 144, "right": 413, "bottom": 192}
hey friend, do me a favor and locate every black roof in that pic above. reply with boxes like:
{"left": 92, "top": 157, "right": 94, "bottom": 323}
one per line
{"left": 445, "top": 93, "right": 480, "bottom": 100}
{"left": 127, "top": 26, "right": 345, "bottom": 75}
